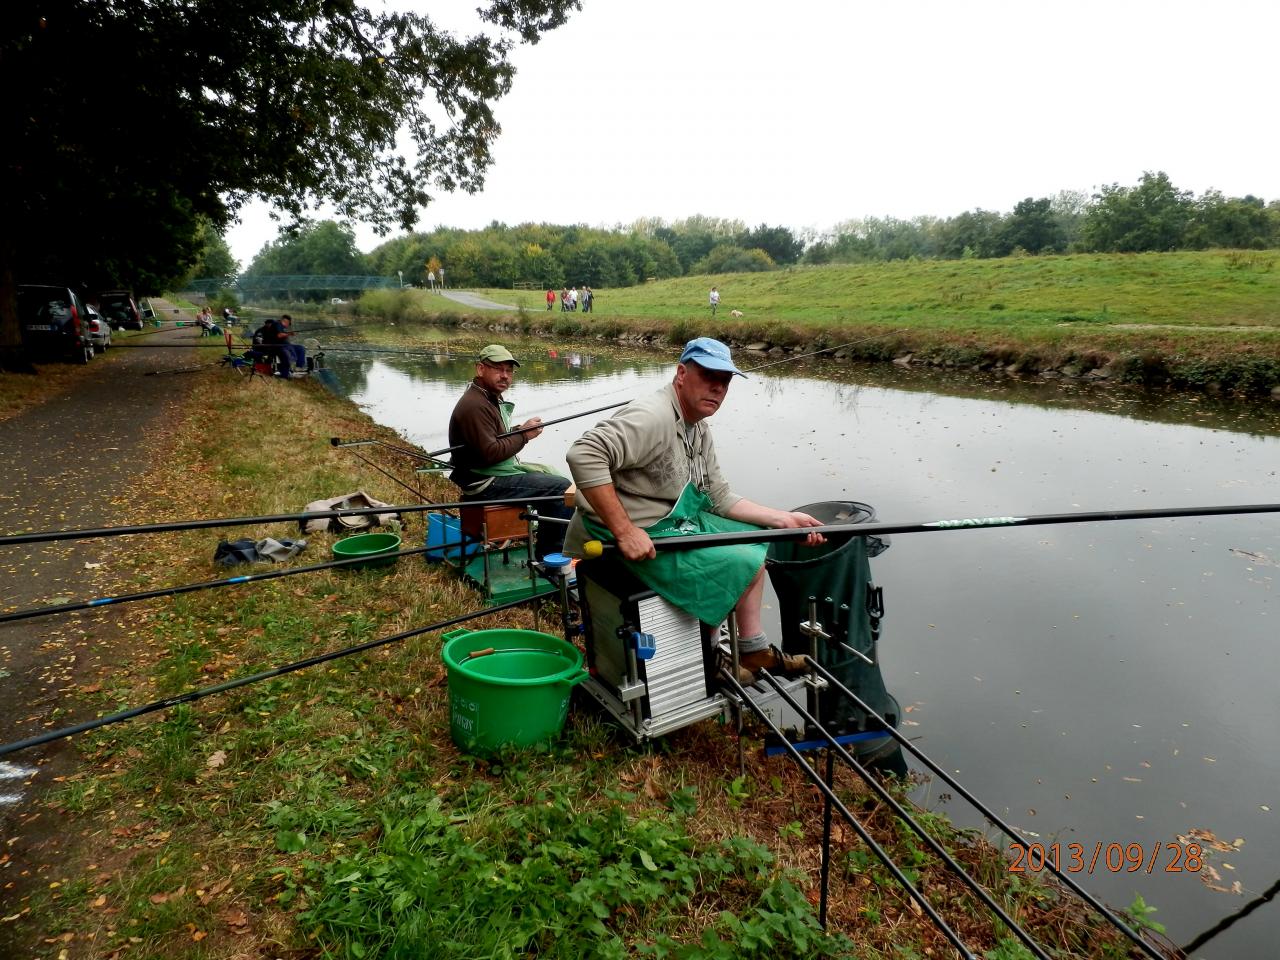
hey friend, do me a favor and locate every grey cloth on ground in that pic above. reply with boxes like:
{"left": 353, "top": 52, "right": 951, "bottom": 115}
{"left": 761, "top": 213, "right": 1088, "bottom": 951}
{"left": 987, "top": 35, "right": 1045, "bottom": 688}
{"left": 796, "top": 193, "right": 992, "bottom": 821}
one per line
{"left": 255, "top": 537, "right": 307, "bottom": 561}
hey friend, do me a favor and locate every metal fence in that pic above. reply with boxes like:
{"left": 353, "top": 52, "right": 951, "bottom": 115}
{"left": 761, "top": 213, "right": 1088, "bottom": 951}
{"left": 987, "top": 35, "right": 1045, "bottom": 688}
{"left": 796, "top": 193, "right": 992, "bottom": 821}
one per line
{"left": 182, "top": 276, "right": 399, "bottom": 298}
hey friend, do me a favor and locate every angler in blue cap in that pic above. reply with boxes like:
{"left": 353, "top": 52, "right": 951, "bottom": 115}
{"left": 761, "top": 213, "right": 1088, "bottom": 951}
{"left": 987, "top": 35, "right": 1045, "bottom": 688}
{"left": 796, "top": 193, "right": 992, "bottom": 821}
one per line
{"left": 564, "top": 337, "right": 824, "bottom": 681}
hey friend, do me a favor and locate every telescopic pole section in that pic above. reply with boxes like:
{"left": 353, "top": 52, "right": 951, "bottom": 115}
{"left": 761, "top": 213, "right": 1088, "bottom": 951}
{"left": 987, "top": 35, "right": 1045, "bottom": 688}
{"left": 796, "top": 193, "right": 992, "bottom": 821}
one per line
{"left": 422, "top": 400, "right": 628, "bottom": 459}
{"left": 581, "top": 502, "right": 1280, "bottom": 557}
{"left": 718, "top": 670, "right": 978, "bottom": 959}
{"left": 757, "top": 668, "right": 1054, "bottom": 960}
{"left": 803, "top": 659, "right": 1165, "bottom": 960}
{"left": 0, "top": 494, "right": 565, "bottom": 548}
{"left": 0, "top": 591, "right": 544, "bottom": 759}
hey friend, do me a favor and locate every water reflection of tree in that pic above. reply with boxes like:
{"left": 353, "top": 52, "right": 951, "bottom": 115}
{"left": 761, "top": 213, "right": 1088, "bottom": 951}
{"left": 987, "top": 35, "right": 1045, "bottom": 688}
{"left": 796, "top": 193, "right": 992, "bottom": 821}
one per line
{"left": 758, "top": 359, "right": 1280, "bottom": 439}
{"left": 324, "top": 330, "right": 1279, "bottom": 440}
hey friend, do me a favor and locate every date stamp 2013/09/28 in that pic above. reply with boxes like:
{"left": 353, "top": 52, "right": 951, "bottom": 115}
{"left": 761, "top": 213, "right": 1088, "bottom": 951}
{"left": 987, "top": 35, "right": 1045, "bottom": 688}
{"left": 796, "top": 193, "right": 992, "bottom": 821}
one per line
{"left": 1009, "top": 841, "right": 1203, "bottom": 875}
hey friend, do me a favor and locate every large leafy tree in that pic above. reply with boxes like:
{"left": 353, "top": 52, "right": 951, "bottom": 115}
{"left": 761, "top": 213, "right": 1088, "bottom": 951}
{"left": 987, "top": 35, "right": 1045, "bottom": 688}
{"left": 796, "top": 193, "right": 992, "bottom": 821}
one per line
{"left": 1082, "top": 171, "right": 1193, "bottom": 253}
{"left": 0, "top": 0, "right": 578, "bottom": 369}
{"left": 999, "top": 197, "right": 1066, "bottom": 255}
{"left": 243, "top": 221, "right": 369, "bottom": 277}
{"left": 738, "top": 224, "right": 803, "bottom": 265}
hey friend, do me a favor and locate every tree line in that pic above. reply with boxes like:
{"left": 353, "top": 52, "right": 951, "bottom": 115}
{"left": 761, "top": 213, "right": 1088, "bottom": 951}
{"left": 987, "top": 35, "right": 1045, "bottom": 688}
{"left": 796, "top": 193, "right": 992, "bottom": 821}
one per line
{"left": 1, "top": 0, "right": 579, "bottom": 369}
{"left": 236, "top": 172, "right": 1280, "bottom": 292}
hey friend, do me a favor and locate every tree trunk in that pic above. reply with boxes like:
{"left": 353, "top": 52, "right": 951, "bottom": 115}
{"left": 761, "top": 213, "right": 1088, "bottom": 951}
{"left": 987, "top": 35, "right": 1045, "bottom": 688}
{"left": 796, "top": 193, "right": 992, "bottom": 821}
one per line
{"left": 0, "top": 240, "right": 36, "bottom": 374}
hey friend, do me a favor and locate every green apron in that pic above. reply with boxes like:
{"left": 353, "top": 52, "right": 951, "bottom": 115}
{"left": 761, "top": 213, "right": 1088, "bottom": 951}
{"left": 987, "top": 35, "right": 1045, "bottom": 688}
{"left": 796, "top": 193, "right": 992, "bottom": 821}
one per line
{"left": 585, "top": 483, "right": 767, "bottom": 626}
{"left": 474, "top": 398, "right": 564, "bottom": 479}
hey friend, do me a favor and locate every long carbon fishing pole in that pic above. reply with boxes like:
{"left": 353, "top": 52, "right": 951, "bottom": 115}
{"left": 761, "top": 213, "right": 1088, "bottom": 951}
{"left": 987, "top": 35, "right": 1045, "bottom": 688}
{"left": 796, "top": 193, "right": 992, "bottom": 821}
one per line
{"left": 313, "top": 345, "right": 471, "bottom": 360}
{"left": 110, "top": 342, "right": 241, "bottom": 348}
{"left": 337, "top": 446, "right": 424, "bottom": 500}
{"left": 330, "top": 436, "right": 441, "bottom": 462}
{"left": 0, "top": 592, "right": 543, "bottom": 759}
{"left": 755, "top": 668, "right": 1051, "bottom": 959}
{"left": 333, "top": 402, "right": 630, "bottom": 462}
{"left": 0, "top": 494, "right": 562, "bottom": 548}
{"left": 741, "top": 329, "right": 909, "bottom": 371}
{"left": 581, "top": 502, "right": 1280, "bottom": 557}
{"left": 0, "top": 539, "right": 483, "bottom": 625}
{"left": 804, "top": 658, "right": 1165, "bottom": 960}
{"left": 421, "top": 400, "right": 629, "bottom": 458}
{"left": 718, "top": 668, "right": 977, "bottom": 958}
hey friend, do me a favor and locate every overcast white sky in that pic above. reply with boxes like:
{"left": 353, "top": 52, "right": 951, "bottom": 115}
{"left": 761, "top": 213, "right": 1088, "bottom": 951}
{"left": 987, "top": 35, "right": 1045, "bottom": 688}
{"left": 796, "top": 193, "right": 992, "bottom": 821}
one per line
{"left": 225, "top": 0, "right": 1280, "bottom": 268}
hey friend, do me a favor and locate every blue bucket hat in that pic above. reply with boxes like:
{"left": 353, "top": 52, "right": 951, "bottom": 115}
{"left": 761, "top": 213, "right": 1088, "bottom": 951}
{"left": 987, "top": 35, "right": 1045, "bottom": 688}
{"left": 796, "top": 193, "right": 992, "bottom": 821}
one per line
{"left": 678, "top": 337, "right": 746, "bottom": 378}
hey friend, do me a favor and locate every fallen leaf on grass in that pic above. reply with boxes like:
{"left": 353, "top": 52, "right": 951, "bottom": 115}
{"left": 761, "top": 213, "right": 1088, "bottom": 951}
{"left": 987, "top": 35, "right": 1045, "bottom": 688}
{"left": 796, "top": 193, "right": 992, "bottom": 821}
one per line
{"left": 198, "top": 877, "right": 232, "bottom": 905}
{"left": 206, "top": 750, "right": 227, "bottom": 769}
{"left": 219, "top": 906, "right": 251, "bottom": 933}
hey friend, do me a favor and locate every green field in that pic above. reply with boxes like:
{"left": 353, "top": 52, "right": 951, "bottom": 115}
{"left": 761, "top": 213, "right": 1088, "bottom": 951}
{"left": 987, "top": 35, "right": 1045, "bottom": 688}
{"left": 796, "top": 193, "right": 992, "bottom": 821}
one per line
{"left": 493, "top": 250, "right": 1280, "bottom": 331}
{"left": 366, "top": 249, "right": 1273, "bottom": 395}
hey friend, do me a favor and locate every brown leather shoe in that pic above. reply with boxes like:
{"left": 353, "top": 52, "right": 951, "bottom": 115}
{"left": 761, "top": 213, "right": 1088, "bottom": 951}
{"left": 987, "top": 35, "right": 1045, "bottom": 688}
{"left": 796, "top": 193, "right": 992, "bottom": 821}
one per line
{"left": 739, "top": 646, "right": 808, "bottom": 676}
{"left": 717, "top": 653, "right": 756, "bottom": 685}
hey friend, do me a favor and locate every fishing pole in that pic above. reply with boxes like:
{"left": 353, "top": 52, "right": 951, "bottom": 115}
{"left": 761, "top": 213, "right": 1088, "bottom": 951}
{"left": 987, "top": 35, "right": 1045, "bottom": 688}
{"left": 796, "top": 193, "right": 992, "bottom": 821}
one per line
{"left": 580, "top": 502, "right": 1280, "bottom": 557}
{"left": 742, "top": 329, "right": 909, "bottom": 372}
{"left": 0, "top": 591, "right": 544, "bottom": 759}
{"left": 753, "top": 668, "right": 1051, "bottom": 959}
{"left": 111, "top": 342, "right": 240, "bottom": 348}
{"left": 334, "top": 445, "right": 424, "bottom": 501}
{"left": 1180, "top": 874, "right": 1280, "bottom": 955}
{"left": 330, "top": 437, "right": 445, "bottom": 463}
{"left": 719, "top": 668, "right": 978, "bottom": 958}
{"left": 804, "top": 659, "right": 1165, "bottom": 960}
{"left": 142, "top": 361, "right": 228, "bottom": 376}
{"left": 315, "top": 345, "right": 470, "bottom": 360}
{"left": 0, "top": 539, "right": 480, "bottom": 625}
{"left": 421, "top": 400, "right": 629, "bottom": 459}
{"left": 0, "top": 493, "right": 564, "bottom": 548}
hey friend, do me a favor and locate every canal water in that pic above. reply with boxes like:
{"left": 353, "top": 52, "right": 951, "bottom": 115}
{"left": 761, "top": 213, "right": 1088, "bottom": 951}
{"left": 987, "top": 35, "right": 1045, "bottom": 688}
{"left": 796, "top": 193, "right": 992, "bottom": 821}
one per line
{"left": 321, "top": 331, "right": 1279, "bottom": 958}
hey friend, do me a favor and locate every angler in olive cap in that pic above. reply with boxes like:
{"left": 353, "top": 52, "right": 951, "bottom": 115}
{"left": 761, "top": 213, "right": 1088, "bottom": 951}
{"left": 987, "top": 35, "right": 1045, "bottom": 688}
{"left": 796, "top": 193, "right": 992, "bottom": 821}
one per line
{"left": 447, "top": 344, "right": 573, "bottom": 555}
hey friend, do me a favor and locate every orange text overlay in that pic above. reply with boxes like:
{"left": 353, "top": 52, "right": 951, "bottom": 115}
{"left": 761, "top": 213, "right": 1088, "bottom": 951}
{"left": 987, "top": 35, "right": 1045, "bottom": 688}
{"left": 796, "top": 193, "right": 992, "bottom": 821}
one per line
{"left": 1009, "top": 841, "right": 1203, "bottom": 875}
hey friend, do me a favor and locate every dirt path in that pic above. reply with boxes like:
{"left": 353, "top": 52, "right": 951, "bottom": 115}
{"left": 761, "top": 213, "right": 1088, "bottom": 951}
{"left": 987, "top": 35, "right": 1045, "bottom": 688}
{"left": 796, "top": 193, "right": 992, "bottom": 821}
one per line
{"left": 0, "top": 300, "right": 208, "bottom": 938}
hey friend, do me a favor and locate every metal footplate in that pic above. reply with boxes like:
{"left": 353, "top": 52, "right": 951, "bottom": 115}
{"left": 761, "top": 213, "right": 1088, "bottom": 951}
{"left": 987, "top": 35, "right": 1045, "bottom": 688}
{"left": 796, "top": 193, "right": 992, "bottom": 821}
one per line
{"left": 734, "top": 673, "right": 825, "bottom": 737}
{"left": 578, "top": 674, "right": 729, "bottom": 740}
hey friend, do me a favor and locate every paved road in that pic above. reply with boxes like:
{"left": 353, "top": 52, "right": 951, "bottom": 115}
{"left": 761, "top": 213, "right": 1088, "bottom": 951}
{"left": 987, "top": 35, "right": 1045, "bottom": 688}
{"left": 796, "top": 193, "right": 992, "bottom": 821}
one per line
{"left": 0, "top": 301, "right": 204, "bottom": 939}
{"left": 439, "top": 289, "right": 518, "bottom": 311}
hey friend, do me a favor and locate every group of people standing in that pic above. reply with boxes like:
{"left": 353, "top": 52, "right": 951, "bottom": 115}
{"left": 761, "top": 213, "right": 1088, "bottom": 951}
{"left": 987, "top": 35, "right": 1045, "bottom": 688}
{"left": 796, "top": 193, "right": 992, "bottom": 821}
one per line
{"left": 547, "top": 286, "right": 593, "bottom": 312}
{"left": 446, "top": 337, "right": 821, "bottom": 683}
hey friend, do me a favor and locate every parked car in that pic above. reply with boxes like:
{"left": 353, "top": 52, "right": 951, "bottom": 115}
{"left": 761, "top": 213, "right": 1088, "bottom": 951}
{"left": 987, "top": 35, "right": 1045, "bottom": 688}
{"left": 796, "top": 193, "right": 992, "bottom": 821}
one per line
{"left": 16, "top": 284, "right": 95, "bottom": 363}
{"left": 98, "top": 290, "right": 142, "bottom": 330}
{"left": 83, "top": 304, "right": 112, "bottom": 352}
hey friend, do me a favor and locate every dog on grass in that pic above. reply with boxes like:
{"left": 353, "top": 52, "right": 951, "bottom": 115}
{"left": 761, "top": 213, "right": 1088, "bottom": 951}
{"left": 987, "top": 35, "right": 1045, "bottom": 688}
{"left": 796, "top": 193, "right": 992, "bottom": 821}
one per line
{"left": 730, "top": 309, "right": 744, "bottom": 318}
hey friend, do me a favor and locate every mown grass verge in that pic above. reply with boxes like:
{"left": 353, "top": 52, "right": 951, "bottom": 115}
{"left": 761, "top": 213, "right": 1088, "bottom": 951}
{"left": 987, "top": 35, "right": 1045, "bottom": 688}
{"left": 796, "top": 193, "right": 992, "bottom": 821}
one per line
{"left": 342, "top": 250, "right": 1280, "bottom": 397}
{"left": 10, "top": 368, "right": 1158, "bottom": 959}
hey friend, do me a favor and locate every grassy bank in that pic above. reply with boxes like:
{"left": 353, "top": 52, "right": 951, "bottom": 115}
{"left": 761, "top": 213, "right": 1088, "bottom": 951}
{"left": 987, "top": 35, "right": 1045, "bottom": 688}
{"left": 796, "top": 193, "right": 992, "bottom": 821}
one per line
{"left": 6, "top": 369, "right": 1162, "bottom": 959}
{"left": 347, "top": 250, "right": 1280, "bottom": 396}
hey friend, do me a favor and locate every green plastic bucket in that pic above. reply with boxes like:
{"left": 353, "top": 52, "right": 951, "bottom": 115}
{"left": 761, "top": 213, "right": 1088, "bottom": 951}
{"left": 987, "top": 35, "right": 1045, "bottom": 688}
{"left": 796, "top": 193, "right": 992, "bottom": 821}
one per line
{"left": 441, "top": 628, "right": 587, "bottom": 754}
{"left": 332, "top": 532, "right": 401, "bottom": 569}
